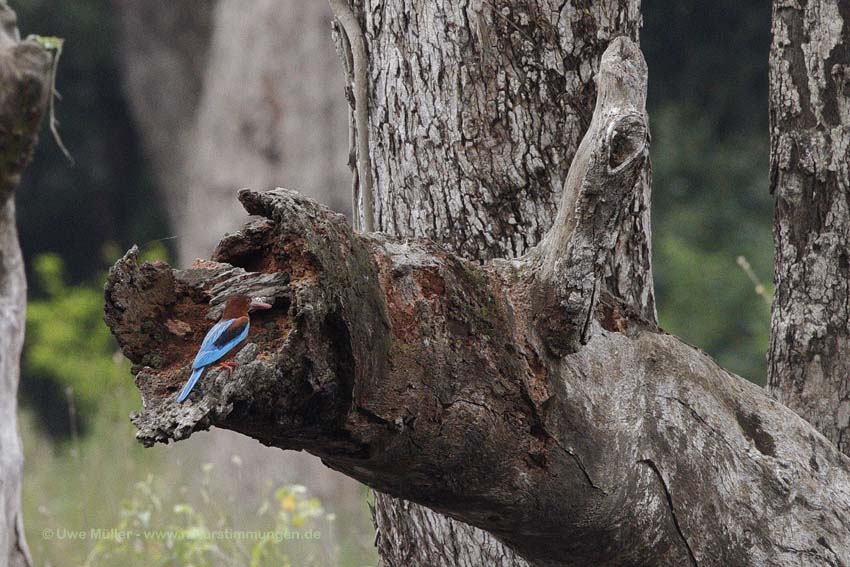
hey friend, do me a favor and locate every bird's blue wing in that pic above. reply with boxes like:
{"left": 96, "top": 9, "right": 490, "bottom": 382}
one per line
{"left": 197, "top": 319, "right": 233, "bottom": 351}
{"left": 192, "top": 317, "right": 249, "bottom": 369}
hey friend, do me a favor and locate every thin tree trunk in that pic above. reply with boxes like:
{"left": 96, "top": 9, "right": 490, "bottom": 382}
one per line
{"left": 0, "top": 196, "right": 30, "bottom": 567}
{"left": 767, "top": 0, "right": 850, "bottom": 453}
{"left": 0, "top": 2, "right": 52, "bottom": 565}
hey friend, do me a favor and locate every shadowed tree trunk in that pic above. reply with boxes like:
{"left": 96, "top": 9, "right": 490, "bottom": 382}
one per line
{"left": 113, "top": 0, "right": 215, "bottom": 229}
{"left": 767, "top": 0, "right": 850, "bottom": 456}
{"left": 0, "top": 2, "right": 52, "bottom": 566}
{"left": 104, "top": 28, "right": 850, "bottom": 567}
{"left": 180, "top": 0, "right": 351, "bottom": 261}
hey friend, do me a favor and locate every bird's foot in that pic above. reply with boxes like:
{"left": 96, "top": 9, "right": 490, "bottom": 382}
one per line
{"left": 217, "top": 360, "right": 239, "bottom": 378}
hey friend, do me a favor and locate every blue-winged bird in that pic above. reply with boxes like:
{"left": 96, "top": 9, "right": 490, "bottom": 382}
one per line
{"left": 177, "top": 295, "right": 272, "bottom": 403}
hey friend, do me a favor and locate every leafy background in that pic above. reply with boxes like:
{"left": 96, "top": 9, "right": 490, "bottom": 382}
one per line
{"left": 14, "top": 0, "right": 771, "bottom": 565}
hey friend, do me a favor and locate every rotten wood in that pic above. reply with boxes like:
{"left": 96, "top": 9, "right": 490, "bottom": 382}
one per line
{"left": 105, "top": 182, "right": 850, "bottom": 565}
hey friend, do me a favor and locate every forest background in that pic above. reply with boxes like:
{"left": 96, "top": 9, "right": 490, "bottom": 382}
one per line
{"left": 13, "top": 1, "right": 770, "bottom": 565}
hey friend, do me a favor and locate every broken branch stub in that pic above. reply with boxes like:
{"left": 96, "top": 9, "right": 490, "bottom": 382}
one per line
{"left": 0, "top": 23, "right": 53, "bottom": 197}
{"left": 105, "top": 185, "right": 626, "bottom": 562}
{"left": 105, "top": 187, "right": 850, "bottom": 566}
{"left": 104, "top": 188, "right": 388, "bottom": 451}
{"left": 534, "top": 36, "right": 650, "bottom": 355}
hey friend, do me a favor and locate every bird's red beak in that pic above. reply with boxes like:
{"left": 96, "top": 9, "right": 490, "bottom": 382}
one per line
{"left": 248, "top": 298, "right": 273, "bottom": 312}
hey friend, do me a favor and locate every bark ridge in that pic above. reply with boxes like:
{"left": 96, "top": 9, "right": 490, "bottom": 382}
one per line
{"left": 768, "top": 0, "right": 850, "bottom": 457}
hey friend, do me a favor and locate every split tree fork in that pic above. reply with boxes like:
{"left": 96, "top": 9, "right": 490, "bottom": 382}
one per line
{"left": 105, "top": 37, "right": 850, "bottom": 566}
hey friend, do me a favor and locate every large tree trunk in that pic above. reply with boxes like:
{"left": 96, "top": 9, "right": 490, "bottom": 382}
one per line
{"left": 116, "top": 0, "right": 351, "bottom": 263}
{"left": 0, "top": 2, "right": 52, "bottom": 566}
{"left": 360, "top": 0, "right": 652, "bottom": 314}
{"left": 105, "top": 33, "right": 850, "bottom": 566}
{"left": 113, "top": 0, "right": 215, "bottom": 229}
{"left": 339, "top": 1, "right": 649, "bottom": 563}
{"left": 767, "top": 0, "right": 850, "bottom": 454}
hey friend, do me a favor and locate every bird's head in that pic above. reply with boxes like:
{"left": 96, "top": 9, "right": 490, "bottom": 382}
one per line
{"left": 222, "top": 295, "right": 273, "bottom": 318}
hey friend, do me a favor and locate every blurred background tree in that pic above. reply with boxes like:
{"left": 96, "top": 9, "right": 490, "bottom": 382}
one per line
{"left": 14, "top": 0, "right": 168, "bottom": 287}
{"left": 645, "top": 0, "right": 773, "bottom": 383}
{"left": 13, "top": 0, "right": 773, "bottom": 565}
{"left": 14, "top": 1, "right": 374, "bottom": 566}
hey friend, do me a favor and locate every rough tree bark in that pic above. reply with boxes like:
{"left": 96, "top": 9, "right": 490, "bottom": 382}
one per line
{"left": 105, "top": 36, "right": 850, "bottom": 566}
{"left": 343, "top": 1, "right": 652, "bottom": 563}
{"left": 0, "top": 2, "right": 52, "bottom": 566}
{"left": 768, "top": 0, "right": 850, "bottom": 456}
{"left": 360, "top": 0, "right": 653, "bottom": 317}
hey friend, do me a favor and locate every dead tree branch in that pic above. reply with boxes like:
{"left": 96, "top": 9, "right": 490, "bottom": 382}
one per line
{"left": 105, "top": 38, "right": 850, "bottom": 566}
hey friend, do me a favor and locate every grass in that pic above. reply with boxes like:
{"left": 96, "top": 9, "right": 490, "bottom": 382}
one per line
{"left": 21, "top": 368, "right": 378, "bottom": 566}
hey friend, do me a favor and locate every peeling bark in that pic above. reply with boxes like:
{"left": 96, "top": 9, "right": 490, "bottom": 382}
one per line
{"left": 768, "top": 0, "right": 850, "bottom": 458}
{"left": 0, "top": 2, "right": 52, "bottom": 566}
{"left": 106, "top": 39, "right": 850, "bottom": 565}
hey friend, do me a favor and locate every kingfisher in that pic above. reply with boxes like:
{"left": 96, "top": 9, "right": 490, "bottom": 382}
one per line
{"left": 177, "top": 295, "right": 272, "bottom": 403}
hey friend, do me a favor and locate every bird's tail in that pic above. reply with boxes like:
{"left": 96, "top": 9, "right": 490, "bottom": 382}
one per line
{"left": 177, "top": 367, "right": 205, "bottom": 403}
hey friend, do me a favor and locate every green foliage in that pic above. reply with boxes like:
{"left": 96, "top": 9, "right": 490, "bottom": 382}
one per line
{"left": 22, "top": 403, "right": 353, "bottom": 567}
{"left": 641, "top": 0, "right": 773, "bottom": 383}
{"left": 22, "top": 387, "right": 379, "bottom": 566}
{"left": 23, "top": 253, "right": 126, "bottom": 437}
{"left": 650, "top": 104, "right": 773, "bottom": 383}
{"left": 22, "top": 244, "right": 169, "bottom": 438}
{"left": 29, "top": 35, "right": 64, "bottom": 51}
